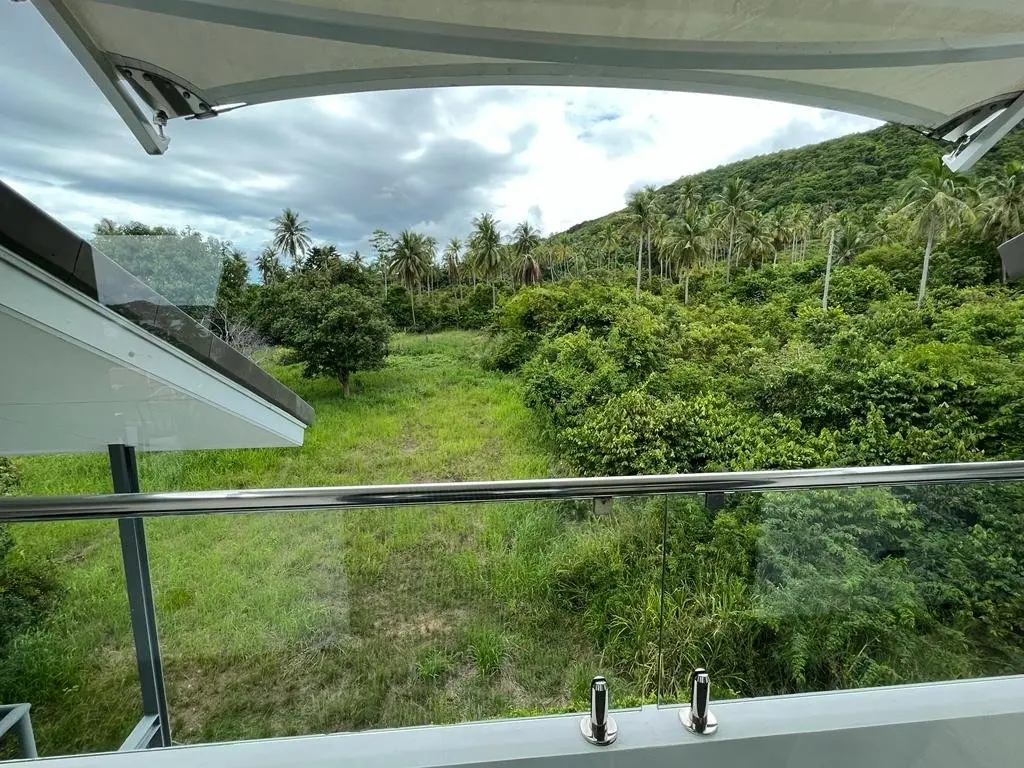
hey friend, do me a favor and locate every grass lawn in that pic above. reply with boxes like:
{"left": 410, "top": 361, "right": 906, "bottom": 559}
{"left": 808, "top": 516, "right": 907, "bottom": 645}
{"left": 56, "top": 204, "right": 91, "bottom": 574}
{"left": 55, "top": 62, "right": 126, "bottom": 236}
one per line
{"left": 1, "top": 332, "right": 621, "bottom": 755}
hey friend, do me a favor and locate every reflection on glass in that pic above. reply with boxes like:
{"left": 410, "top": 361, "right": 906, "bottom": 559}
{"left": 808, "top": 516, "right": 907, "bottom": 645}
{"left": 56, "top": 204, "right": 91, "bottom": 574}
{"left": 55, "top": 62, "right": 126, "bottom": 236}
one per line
{"left": 658, "top": 483, "right": 1024, "bottom": 704}
{"left": 93, "top": 231, "right": 225, "bottom": 308}
{"left": 144, "top": 497, "right": 657, "bottom": 746}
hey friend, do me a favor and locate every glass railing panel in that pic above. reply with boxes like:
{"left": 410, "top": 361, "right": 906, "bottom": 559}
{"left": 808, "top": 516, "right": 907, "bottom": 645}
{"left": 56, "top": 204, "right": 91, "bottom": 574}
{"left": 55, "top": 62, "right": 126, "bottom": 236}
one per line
{"left": 658, "top": 482, "right": 1024, "bottom": 706}
{"left": 0, "top": 519, "right": 140, "bottom": 756}
{"left": 137, "top": 496, "right": 661, "bottom": 748}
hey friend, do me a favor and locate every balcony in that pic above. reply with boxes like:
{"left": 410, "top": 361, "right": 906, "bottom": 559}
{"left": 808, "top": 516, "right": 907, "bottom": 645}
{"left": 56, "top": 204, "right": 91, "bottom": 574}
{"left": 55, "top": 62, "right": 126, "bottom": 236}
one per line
{"left": 1, "top": 460, "right": 1022, "bottom": 766}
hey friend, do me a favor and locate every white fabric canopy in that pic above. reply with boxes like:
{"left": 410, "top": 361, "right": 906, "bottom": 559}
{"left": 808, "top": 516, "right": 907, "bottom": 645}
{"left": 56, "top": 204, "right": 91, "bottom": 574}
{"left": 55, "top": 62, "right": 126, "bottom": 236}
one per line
{"left": 28, "top": 0, "right": 1024, "bottom": 166}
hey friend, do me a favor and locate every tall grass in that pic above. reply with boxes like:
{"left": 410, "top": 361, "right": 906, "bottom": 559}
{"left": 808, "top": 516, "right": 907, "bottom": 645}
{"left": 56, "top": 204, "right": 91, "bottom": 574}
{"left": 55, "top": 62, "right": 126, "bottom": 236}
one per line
{"left": 1, "top": 333, "right": 636, "bottom": 755}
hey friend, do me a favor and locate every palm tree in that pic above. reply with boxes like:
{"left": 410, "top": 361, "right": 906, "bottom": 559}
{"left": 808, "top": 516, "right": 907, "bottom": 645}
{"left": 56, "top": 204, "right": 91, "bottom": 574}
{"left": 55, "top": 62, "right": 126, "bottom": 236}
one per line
{"left": 717, "top": 178, "right": 755, "bottom": 282}
{"left": 704, "top": 200, "right": 725, "bottom": 269}
{"left": 547, "top": 240, "right": 572, "bottom": 281}
{"left": 764, "top": 211, "right": 791, "bottom": 265}
{"left": 443, "top": 237, "right": 462, "bottom": 295}
{"left": 626, "top": 186, "right": 658, "bottom": 298}
{"left": 271, "top": 208, "right": 312, "bottom": 269}
{"left": 898, "top": 157, "right": 973, "bottom": 307}
{"left": 979, "top": 161, "right": 1024, "bottom": 248}
{"left": 418, "top": 234, "right": 438, "bottom": 293}
{"left": 598, "top": 226, "right": 621, "bottom": 269}
{"left": 350, "top": 250, "right": 365, "bottom": 267}
{"left": 470, "top": 213, "right": 504, "bottom": 307}
{"left": 787, "top": 206, "right": 812, "bottom": 262}
{"left": 676, "top": 179, "right": 702, "bottom": 217}
{"left": 391, "top": 229, "right": 427, "bottom": 327}
{"left": 822, "top": 214, "right": 869, "bottom": 309}
{"left": 742, "top": 212, "right": 774, "bottom": 269}
{"left": 511, "top": 221, "right": 542, "bottom": 287}
{"left": 256, "top": 247, "right": 282, "bottom": 284}
{"left": 305, "top": 243, "right": 339, "bottom": 273}
{"left": 821, "top": 213, "right": 842, "bottom": 310}
{"left": 662, "top": 209, "right": 705, "bottom": 303}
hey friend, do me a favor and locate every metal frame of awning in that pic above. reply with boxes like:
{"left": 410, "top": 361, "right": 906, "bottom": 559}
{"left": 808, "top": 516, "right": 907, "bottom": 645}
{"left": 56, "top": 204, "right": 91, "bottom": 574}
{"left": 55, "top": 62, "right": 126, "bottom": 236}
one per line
{"left": 24, "top": 0, "right": 1024, "bottom": 168}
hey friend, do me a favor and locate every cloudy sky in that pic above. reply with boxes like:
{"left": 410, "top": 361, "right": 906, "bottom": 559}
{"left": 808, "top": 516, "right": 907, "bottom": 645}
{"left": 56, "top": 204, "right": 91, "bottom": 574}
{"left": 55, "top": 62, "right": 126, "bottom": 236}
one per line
{"left": 0, "top": 4, "right": 879, "bottom": 257}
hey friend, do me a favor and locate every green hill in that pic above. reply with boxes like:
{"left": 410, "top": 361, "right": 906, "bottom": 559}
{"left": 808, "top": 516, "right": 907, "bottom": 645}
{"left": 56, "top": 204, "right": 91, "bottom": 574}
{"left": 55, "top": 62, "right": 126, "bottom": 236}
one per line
{"left": 566, "top": 124, "right": 1024, "bottom": 237}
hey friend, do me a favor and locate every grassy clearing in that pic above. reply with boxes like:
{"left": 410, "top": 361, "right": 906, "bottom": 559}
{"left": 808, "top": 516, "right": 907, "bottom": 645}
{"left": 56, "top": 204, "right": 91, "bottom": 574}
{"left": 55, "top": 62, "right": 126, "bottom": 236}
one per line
{"left": 2, "top": 332, "right": 632, "bottom": 755}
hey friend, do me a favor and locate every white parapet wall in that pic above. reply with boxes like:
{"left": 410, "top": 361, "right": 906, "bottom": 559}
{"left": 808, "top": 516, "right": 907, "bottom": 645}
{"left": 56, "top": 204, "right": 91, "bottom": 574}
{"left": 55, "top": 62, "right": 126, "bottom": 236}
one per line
{"left": 0, "top": 245, "right": 306, "bottom": 453}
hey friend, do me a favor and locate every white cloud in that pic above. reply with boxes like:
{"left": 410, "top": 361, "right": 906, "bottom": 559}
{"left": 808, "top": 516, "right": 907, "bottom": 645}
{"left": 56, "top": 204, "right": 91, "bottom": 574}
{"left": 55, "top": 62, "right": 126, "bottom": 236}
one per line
{"left": 450, "top": 88, "right": 879, "bottom": 236}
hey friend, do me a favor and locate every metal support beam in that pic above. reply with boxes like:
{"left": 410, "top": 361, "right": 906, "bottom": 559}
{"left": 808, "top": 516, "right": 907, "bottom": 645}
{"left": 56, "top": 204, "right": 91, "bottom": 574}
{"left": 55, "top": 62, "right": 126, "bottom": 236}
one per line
{"left": 30, "top": 0, "right": 170, "bottom": 154}
{"left": 0, "top": 703, "right": 38, "bottom": 759}
{"left": 109, "top": 444, "right": 171, "bottom": 749}
{"left": 944, "top": 92, "right": 1024, "bottom": 172}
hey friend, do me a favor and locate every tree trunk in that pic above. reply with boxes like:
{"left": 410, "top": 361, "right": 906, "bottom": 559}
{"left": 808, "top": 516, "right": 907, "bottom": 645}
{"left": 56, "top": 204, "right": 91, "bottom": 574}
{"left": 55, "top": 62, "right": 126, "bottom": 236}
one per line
{"left": 684, "top": 272, "right": 690, "bottom": 305}
{"left": 646, "top": 226, "right": 652, "bottom": 284}
{"left": 635, "top": 235, "right": 643, "bottom": 299}
{"left": 383, "top": 268, "right": 388, "bottom": 299}
{"left": 339, "top": 371, "right": 351, "bottom": 397}
{"left": 725, "top": 223, "right": 736, "bottom": 283}
{"left": 822, "top": 228, "right": 836, "bottom": 310}
{"left": 491, "top": 282, "right": 497, "bottom": 308}
{"left": 917, "top": 219, "right": 936, "bottom": 309}
{"left": 410, "top": 291, "right": 417, "bottom": 328}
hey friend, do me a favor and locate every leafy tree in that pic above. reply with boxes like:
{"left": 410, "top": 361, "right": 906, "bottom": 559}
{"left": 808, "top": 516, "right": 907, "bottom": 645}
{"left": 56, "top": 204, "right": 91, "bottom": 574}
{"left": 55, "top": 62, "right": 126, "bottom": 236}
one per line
{"left": 370, "top": 229, "right": 396, "bottom": 298}
{"left": 287, "top": 285, "right": 390, "bottom": 395}
{"left": 271, "top": 208, "right": 312, "bottom": 269}
{"left": 214, "top": 249, "right": 250, "bottom": 321}
{"left": 93, "top": 221, "right": 226, "bottom": 308}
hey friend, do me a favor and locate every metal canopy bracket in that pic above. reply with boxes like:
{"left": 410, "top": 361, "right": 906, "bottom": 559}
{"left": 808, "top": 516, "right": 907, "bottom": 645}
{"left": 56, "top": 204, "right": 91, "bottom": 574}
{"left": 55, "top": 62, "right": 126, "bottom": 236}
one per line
{"left": 114, "top": 60, "right": 219, "bottom": 121}
{"left": 943, "top": 92, "right": 1024, "bottom": 172}
{"left": 28, "top": 0, "right": 171, "bottom": 154}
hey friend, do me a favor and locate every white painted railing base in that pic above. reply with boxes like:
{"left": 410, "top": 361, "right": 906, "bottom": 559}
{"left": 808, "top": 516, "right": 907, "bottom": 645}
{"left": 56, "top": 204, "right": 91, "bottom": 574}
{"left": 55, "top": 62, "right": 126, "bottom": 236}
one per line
{"left": 32, "top": 676, "right": 1024, "bottom": 767}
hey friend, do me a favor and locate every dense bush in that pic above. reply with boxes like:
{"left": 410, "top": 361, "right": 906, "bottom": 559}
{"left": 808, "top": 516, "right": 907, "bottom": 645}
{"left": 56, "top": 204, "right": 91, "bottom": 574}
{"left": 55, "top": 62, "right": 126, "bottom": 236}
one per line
{"left": 485, "top": 254, "right": 1024, "bottom": 697}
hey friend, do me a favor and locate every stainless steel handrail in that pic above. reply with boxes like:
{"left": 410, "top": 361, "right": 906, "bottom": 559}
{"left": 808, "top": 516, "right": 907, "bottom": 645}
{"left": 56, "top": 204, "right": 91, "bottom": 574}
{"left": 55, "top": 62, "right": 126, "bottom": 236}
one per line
{"left": 2, "top": 461, "right": 1023, "bottom": 523}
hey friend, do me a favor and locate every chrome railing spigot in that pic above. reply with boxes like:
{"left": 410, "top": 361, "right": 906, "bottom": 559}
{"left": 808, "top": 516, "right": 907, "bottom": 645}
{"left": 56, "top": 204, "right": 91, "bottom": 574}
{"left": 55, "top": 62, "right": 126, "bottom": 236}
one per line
{"left": 680, "top": 667, "right": 718, "bottom": 735}
{"left": 580, "top": 676, "right": 617, "bottom": 746}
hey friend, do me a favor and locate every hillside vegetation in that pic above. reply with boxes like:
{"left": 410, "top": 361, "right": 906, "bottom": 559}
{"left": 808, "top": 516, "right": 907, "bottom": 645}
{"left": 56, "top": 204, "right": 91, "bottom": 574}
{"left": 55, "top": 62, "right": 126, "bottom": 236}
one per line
{"left": 2, "top": 121, "right": 1024, "bottom": 756}
{"left": 567, "top": 124, "right": 1024, "bottom": 238}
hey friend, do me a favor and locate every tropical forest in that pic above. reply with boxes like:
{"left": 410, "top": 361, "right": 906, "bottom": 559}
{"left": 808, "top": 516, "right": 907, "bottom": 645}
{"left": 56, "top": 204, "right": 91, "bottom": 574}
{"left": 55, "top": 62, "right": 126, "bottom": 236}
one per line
{"left": 1, "top": 122, "right": 1023, "bottom": 756}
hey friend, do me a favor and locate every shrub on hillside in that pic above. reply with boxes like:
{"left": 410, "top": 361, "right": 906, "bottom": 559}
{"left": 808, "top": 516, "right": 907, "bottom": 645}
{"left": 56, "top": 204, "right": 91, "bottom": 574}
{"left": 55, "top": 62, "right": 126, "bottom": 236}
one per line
{"left": 855, "top": 244, "right": 920, "bottom": 293}
{"left": 822, "top": 264, "right": 896, "bottom": 313}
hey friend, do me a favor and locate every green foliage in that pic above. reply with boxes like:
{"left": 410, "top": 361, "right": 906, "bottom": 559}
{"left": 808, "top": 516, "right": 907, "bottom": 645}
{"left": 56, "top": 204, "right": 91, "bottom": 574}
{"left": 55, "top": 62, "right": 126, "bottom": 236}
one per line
{"left": 0, "top": 459, "right": 62, "bottom": 652}
{"left": 93, "top": 222, "right": 230, "bottom": 308}
{"left": 284, "top": 285, "right": 391, "bottom": 394}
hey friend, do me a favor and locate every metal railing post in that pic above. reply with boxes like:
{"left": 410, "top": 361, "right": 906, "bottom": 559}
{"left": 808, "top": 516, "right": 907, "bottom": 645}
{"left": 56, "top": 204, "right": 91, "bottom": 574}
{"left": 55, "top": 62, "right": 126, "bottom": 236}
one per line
{"left": 110, "top": 444, "right": 171, "bottom": 749}
{"left": 0, "top": 704, "right": 37, "bottom": 759}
